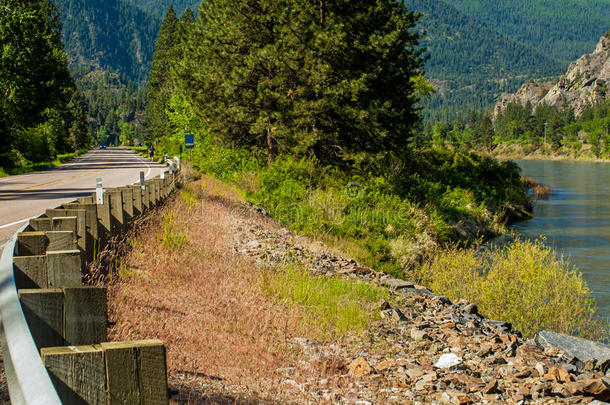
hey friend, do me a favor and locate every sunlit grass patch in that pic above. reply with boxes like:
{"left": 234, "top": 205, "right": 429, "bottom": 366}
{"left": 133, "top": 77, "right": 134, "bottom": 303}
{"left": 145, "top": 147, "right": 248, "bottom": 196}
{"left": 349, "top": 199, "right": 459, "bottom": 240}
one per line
{"left": 159, "top": 210, "right": 189, "bottom": 250}
{"left": 261, "top": 264, "right": 390, "bottom": 339}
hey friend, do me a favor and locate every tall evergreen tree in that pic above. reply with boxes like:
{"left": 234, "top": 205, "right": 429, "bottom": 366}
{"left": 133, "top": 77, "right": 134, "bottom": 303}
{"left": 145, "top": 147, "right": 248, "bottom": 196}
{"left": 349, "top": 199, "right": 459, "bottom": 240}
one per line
{"left": 178, "top": 0, "right": 425, "bottom": 165}
{"left": 144, "top": 5, "right": 177, "bottom": 143}
{"left": 0, "top": 0, "right": 89, "bottom": 165}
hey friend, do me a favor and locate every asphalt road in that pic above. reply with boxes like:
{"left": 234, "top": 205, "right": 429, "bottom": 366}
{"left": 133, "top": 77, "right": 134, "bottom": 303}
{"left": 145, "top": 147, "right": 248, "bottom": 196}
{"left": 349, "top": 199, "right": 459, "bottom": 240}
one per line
{"left": 0, "top": 147, "right": 166, "bottom": 246}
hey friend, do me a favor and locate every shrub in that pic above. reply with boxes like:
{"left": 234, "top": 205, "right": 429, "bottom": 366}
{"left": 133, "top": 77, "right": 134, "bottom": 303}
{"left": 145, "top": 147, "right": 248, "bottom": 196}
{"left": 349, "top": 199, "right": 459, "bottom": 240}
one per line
{"left": 412, "top": 239, "right": 597, "bottom": 338}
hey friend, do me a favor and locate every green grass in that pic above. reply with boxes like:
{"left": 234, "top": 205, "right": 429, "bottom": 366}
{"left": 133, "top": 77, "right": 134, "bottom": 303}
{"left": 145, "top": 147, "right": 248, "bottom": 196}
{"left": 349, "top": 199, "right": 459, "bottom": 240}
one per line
{"left": 159, "top": 210, "right": 189, "bottom": 250}
{"left": 261, "top": 264, "right": 391, "bottom": 338}
{"left": 0, "top": 149, "right": 90, "bottom": 177}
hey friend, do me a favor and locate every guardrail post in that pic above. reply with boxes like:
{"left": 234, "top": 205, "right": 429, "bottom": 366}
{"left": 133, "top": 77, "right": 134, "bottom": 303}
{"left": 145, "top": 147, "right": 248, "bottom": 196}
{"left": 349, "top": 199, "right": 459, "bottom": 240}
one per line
{"left": 108, "top": 190, "right": 125, "bottom": 236}
{"left": 97, "top": 193, "right": 112, "bottom": 244}
{"left": 63, "top": 287, "right": 107, "bottom": 345}
{"left": 120, "top": 187, "right": 134, "bottom": 226}
{"left": 13, "top": 255, "right": 47, "bottom": 289}
{"left": 17, "top": 232, "right": 47, "bottom": 256}
{"left": 41, "top": 345, "right": 106, "bottom": 405}
{"left": 101, "top": 340, "right": 168, "bottom": 405}
{"left": 18, "top": 289, "right": 64, "bottom": 349}
{"left": 47, "top": 250, "right": 82, "bottom": 288}
{"left": 130, "top": 185, "right": 143, "bottom": 217}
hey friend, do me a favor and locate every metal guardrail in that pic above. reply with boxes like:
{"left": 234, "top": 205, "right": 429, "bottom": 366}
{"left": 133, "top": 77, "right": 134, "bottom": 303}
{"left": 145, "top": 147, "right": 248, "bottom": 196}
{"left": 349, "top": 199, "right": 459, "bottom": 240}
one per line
{"left": 0, "top": 224, "right": 62, "bottom": 405}
{"left": 0, "top": 155, "right": 180, "bottom": 404}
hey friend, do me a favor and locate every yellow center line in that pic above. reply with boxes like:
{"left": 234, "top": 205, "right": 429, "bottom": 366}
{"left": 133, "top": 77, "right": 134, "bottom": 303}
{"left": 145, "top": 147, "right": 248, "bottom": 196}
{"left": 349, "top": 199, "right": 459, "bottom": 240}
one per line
{"left": 0, "top": 160, "right": 111, "bottom": 197}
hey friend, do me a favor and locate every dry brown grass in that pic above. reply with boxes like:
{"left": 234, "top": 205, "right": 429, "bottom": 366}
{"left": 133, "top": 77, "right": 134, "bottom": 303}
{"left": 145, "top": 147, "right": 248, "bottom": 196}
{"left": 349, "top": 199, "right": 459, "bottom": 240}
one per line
{"left": 107, "top": 176, "right": 321, "bottom": 403}
{"left": 521, "top": 176, "right": 552, "bottom": 199}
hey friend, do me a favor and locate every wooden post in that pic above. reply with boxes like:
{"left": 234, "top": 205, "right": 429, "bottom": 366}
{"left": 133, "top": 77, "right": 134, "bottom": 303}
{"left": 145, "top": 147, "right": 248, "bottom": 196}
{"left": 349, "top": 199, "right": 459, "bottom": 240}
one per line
{"left": 18, "top": 289, "right": 64, "bottom": 348}
{"left": 17, "top": 232, "right": 47, "bottom": 256}
{"left": 63, "top": 287, "right": 107, "bottom": 345}
{"left": 41, "top": 345, "right": 106, "bottom": 405}
{"left": 97, "top": 192, "right": 112, "bottom": 244}
{"left": 13, "top": 255, "right": 47, "bottom": 289}
{"left": 108, "top": 190, "right": 125, "bottom": 236}
{"left": 129, "top": 185, "right": 143, "bottom": 218}
{"left": 46, "top": 250, "right": 82, "bottom": 288}
{"left": 75, "top": 202, "right": 99, "bottom": 264}
{"left": 136, "top": 340, "right": 169, "bottom": 404}
{"left": 101, "top": 340, "right": 169, "bottom": 405}
{"left": 46, "top": 210, "right": 87, "bottom": 256}
{"left": 77, "top": 195, "right": 95, "bottom": 204}
{"left": 46, "top": 230, "right": 78, "bottom": 252}
{"left": 28, "top": 218, "right": 52, "bottom": 232}
{"left": 140, "top": 183, "right": 150, "bottom": 212}
{"left": 119, "top": 187, "right": 134, "bottom": 226}
{"left": 153, "top": 178, "right": 161, "bottom": 203}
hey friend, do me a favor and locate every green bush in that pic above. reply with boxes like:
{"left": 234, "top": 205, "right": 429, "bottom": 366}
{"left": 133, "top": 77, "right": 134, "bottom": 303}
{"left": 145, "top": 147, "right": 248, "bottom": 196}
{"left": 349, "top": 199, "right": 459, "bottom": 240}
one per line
{"left": 412, "top": 239, "right": 598, "bottom": 338}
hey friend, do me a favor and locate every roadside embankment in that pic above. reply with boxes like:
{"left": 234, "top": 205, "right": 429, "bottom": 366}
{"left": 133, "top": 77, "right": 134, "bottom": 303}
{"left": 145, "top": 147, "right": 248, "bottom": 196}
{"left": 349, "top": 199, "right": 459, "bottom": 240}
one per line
{"left": 109, "top": 176, "right": 610, "bottom": 403}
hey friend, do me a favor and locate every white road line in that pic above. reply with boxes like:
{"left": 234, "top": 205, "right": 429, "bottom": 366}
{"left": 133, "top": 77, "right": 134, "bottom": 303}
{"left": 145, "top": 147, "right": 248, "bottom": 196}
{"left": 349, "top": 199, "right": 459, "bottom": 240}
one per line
{"left": 0, "top": 217, "right": 35, "bottom": 230}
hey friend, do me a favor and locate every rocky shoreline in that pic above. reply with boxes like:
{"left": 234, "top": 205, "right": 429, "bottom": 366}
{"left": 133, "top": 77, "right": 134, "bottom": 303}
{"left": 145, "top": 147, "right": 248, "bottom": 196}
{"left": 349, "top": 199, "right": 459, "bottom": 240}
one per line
{"left": 231, "top": 203, "right": 610, "bottom": 403}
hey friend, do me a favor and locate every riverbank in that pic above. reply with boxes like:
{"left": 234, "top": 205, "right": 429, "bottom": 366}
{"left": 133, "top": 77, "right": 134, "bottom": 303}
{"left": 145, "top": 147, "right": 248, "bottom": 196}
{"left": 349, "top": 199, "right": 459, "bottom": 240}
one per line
{"left": 493, "top": 143, "right": 610, "bottom": 163}
{"left": 106, "top": 176, "right": 610, "bottom": 403}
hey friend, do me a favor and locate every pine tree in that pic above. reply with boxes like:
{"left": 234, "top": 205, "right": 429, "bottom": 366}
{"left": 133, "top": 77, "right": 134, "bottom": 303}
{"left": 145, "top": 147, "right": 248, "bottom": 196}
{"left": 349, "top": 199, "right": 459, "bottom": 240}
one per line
{"left": 178, "top": 0, "right": 425, "bottom": 166}
{"left": 0, "top": 0, "right": 89, "bottom": 165}
{"left": 144, "top": 5, "right": 177, "bottom": 143}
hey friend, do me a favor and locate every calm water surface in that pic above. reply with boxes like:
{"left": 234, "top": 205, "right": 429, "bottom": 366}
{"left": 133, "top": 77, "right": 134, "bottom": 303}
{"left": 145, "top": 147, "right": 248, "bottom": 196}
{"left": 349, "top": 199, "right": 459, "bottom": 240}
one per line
{"left": 513, "top": 160, "right": 610, "bottom": 319}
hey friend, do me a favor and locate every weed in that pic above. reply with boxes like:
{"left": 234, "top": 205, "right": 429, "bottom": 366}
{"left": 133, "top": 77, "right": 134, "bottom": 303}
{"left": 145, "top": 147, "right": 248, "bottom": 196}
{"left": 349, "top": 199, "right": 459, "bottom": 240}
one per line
{"left": 261, "top": 264, "right": 390, "bottom": 339}
{"left": 159, "top": 211, "right": 189, "bottom": 250}
{"left": 411, "top": 239, "right": 602, "bottom": 339}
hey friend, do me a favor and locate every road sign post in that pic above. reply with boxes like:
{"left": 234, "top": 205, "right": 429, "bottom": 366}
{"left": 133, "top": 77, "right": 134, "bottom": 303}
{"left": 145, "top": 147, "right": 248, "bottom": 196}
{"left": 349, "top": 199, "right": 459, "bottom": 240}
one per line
{"left": 185, "top": 134, "right": 194, "bottom": 161}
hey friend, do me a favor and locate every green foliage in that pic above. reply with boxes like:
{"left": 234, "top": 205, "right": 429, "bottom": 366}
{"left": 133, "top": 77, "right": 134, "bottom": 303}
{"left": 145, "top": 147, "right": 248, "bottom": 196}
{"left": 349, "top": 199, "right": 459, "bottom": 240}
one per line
{"left": 413, "top": 239, "right": 598, "bottom": 338}
{"left": 54, "top": 0, "right": 160, "bottom": 84}
{"left": 159, "top": 210, "right": 188, "bottom": 250}
{"left": 176, "top": 0, "right": 425, "bottom": 165}
{"left": 0, "top": 0, "right": 90, "bottom": 166}
{"left": 261, "top": 264, "right": 390, "bottom": 338}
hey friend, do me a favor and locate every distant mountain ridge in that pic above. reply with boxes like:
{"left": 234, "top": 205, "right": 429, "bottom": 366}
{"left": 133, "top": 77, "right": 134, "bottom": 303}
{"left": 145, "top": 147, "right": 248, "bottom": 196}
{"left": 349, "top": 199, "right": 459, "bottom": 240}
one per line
{"left": 56, "top": 0, "right": 161, "bottom": 84}
{"left": 494, "top": 33, "right": 610, "bottom": 118}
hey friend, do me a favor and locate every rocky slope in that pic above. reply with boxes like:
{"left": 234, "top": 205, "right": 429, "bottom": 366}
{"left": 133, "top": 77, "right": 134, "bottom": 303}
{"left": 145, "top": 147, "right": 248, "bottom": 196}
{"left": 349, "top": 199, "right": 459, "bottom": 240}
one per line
{"left": 495, "top": 32, "right": 610, "bottom": 118}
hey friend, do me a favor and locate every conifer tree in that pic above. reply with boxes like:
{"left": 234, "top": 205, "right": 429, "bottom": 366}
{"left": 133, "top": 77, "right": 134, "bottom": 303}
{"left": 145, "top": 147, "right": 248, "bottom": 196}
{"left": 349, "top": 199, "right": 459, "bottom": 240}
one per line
{"left": 0, "top": 0, "right": 89, "bottom": 164}
{"left": 178, "top": 0, "right": 425, "bottom": 165}
{"left": 144, "top": 5, "right": 177, "bottom": 143}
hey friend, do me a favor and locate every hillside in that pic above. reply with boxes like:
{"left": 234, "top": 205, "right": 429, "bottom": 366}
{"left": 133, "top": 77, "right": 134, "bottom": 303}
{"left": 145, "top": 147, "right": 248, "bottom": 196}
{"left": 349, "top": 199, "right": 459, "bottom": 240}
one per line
{"left": 408, "top": 0, "right": 560, "bottom": 122}
{"left": 445, "top": 0, "right": 610, "bottom": 65}
{"left": 128, "top": 0, "right": 198, "bottom": 19}
{"left": 495, "top": 33, "right": 610, "bottom": 118}
{"left": 56, "top": 0, "right": 160, "bottom": 84}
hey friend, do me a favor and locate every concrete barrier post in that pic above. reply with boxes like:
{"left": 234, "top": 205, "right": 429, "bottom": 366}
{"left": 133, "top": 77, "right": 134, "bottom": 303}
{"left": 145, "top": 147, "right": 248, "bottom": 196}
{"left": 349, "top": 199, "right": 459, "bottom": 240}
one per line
{"left": 63, "top": 286, "right": 107, "bottom": 345}
{"left": 41, "top": 345, "right": 106, "bottom": 405}
{"left": 18, "top": 289, "right": 64, "bottom": 349}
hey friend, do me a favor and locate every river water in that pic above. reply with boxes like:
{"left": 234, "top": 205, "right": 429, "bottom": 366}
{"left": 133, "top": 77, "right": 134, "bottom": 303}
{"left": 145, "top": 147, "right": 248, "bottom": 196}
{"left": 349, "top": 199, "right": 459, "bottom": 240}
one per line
{"left": 513, "top": 160, "right": 610, "bottom": 320}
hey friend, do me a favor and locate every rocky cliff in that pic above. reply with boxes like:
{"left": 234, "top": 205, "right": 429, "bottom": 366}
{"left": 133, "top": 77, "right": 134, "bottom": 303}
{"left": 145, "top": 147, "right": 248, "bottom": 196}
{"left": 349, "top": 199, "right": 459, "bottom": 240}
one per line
{"left": 494, "top": 32, "right": 610, "bottom": 119}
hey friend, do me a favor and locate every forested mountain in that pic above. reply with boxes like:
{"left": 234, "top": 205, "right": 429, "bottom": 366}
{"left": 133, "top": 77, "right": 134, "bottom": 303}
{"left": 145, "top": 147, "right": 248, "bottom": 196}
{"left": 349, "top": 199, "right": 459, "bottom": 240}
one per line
{"left": 128, "top": 0, "right": 198, "bottom": 19}
{"left": 444, "top": 0, "right": 610, "bottom": 65}
{"left": 408, "top": 0, "right": 561, "bottom": 122}
{"left": 56, "top": 0, "right": 160, "bottom": 84}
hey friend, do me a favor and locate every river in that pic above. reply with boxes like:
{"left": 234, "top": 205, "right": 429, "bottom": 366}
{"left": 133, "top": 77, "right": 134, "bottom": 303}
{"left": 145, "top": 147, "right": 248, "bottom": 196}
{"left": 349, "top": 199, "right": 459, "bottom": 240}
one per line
{"left": 513, "top": 160, "right": 610, "bottom": 320}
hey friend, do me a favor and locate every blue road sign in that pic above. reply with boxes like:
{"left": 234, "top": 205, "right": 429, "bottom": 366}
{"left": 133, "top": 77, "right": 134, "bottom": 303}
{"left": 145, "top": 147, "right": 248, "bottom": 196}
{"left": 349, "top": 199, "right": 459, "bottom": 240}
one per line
{"left": 185, "top": 134, "right": 194, "bottom": 149}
